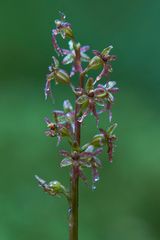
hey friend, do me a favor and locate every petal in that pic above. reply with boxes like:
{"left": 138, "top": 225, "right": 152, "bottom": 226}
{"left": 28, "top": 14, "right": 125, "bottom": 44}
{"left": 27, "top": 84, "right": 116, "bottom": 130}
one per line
{"left": 63, "top": 99, "right": 73, "bottom": 113}
{"left": 76, "top": 95, "right": 88, "bottom": 105}
{"left": 70, "top": 65, "right": 76, "bottom": 77}
{"left": 85, "top": 78, "right": 94, "bottom": 93}
{"left": 107, "top": 123, "right": 118, "bottom": 136}
{"left": 92, "top": 50, "right": 101, "bottom": 56}
{"left": 94, "top": 157, "right": 102, "bottom": 167}
{"left": 90, "top": 134, "right": 104, "bottom": 148}
{"left": 45, "top": 130, "right": 55, "bottom": 137}
{"left": 80, "top": 152, "right": 93, "bottom": 158}
{"left": 85, "top": 145, "right": 94, "bottom": 152}
{"left": 79, "top": 169, "right": 88, "bottom": 184}
{"left": 77, "top": 98, "right": 89, "bottom": 116}
{"left": 95, "top": 65, "right": 109, "bottom": 82}
{"left": 57, "top": 135, "right": 62, "bottom": 146}
{"left": 89, "top": 101, "right": 99, "bottom": 127}
{"left": 99, "top": 128, "right": 107, "bottom": 138}
{"left": 106, "top": 81, "right": 116, "bottom": 89}
{"left": 94, "top": 87, "right": 106, "bottom": 98}
{"left": 107, "top": 55, "right": 117, "bottom": 62}
{"left": 62, "top": 54, "right": 74, "bottom": 65}
{"left": 81, "top": 53, "right": 90, "bottom": 62}
{"left": 52, "top": 30, "right": 63, "bottom": 56}
{"left": 62, "top": 49, "right": 71, "bottom": 55}
{"left": 107, "top": 139, "right": 114, "bottom": 163}
{"left": 60, "top": 157, "right": 72, "bottom": 167}
{"left": 80, "top": 45, "right": 90, "bottom": 52}
{"left": 53, "top": 111, "right": 66, "bottom": 124}
{"left": 44, "top": 117, "right": 51, "bottom": 125}
{"left": 78, "top": 108, "right": 89, "bottom": 123}
{"left": 68, "top": 40, "right": 74, "bottom": 50}
{"left": 93, "top": 148, "right": 103, "bottom": 156}
{"left": 60, "top": 149, "right": 71, "bottom": 157}
{"left": 101, "top": 45, "right": 113, "bottom": 58}
{"left": 109, "top": 87, "right": 119, "bottom": 93}
{"left": 52, "top": 56, "right": 59, "bottom": 68}
{"left": 44, "top": 79, "right": 51, "bottom": 100}
{"left": 73, "top": 87, "right": 83, "bottom": 96}
{"left": 108, "top": 92, "right": 114, "bottom": 102}
{"left": 53, "top": 110, "right": 64, "bottom": 117}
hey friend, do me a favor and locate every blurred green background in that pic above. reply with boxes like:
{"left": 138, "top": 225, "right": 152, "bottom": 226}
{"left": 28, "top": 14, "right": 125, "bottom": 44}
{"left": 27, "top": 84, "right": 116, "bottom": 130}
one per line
{"left": 1, "top": 0, "right": 160, "bottom": 239}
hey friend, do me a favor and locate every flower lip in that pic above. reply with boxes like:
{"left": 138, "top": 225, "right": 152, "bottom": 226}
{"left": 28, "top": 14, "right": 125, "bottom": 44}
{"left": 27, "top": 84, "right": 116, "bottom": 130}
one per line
{"left": 88, "top": 90, "right": 94, "bottom": 98}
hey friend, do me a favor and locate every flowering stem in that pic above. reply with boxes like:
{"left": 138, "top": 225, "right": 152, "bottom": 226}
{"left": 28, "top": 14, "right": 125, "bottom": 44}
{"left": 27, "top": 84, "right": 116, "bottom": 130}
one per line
{"left": 69, "top": 54, "right": 84, "bottom": 240}
{"left": 37, "top": 13, "right": 119, "bottom": 240}
{"left": 69, "top": 104, "right": 80, "bottom": 240}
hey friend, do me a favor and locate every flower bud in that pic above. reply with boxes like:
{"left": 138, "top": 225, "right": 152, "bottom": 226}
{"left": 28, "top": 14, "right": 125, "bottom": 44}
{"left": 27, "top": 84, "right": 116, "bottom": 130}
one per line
{"left": 49, "top": 180, "right": 65, "bottom": 195}
{"left": 54, "top": 69, "right": 70, "bottom": 84}
{"left": 63, "top": 27, "right": 74, "bottom": 39}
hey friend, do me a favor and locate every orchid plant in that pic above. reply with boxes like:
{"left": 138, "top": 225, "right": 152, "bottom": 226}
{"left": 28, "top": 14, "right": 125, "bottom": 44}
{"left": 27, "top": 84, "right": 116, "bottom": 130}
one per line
{"left": 36, "top": 12, "right": 118, "bottom": 240}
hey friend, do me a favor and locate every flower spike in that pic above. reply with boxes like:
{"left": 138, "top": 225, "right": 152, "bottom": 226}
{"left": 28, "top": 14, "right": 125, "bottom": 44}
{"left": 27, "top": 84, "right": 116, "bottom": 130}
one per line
{"left": 36, "top": 13, "right": 120, "bottom": 239}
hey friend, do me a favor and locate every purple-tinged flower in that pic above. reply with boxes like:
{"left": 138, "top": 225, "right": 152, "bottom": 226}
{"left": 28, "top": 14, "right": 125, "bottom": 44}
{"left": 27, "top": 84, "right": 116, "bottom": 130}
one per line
{"left": 86, "top": 45, "right": 116, "bottom": 83}
{"left": 45, "top": 56, "right": 70, "bottom": 100}
{"left": 45, "top": 100, "right": 75, "bottom": 145}
{"left": 53, "top": 100, "right": 75, "bottom": 134}
{"left": 81, "top": 123, "right": 117, "bottom": 163}
{"left": 52, "top": 12, "right": 74, "bottom": 56}
{"left": 99, "top": 123, "right": 117, "bottom": 163}
{"left": 93, "top": 46, "right": 117, "bottom": 82}
{"left": 45, "top": 115, "right": 71, "bottom": 145}
{"left": 60, "top": 146, "right": 102, "bottom": 186}
{"left": 96, "top": 81, "right": 119, "bottom": 122}
{"left": 62, "top": 40, "right": 90, "bottom": 77}
{"left": 75, "top": 78, "right": 118, "bottom": 124}
{"left": 75, "top": 79, "right": 99, "bottom": 124}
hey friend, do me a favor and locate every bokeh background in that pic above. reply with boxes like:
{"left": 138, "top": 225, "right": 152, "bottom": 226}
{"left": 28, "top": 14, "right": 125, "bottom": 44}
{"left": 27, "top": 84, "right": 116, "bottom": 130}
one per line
{"left": 1, "top": 0, "right": 160, "bottom": 239}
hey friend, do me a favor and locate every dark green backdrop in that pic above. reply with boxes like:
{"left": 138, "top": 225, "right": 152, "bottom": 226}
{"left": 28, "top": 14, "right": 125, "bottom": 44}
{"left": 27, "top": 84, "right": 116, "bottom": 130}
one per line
{"left": 1, "top": 0, "right": 160, "bottom": 239}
